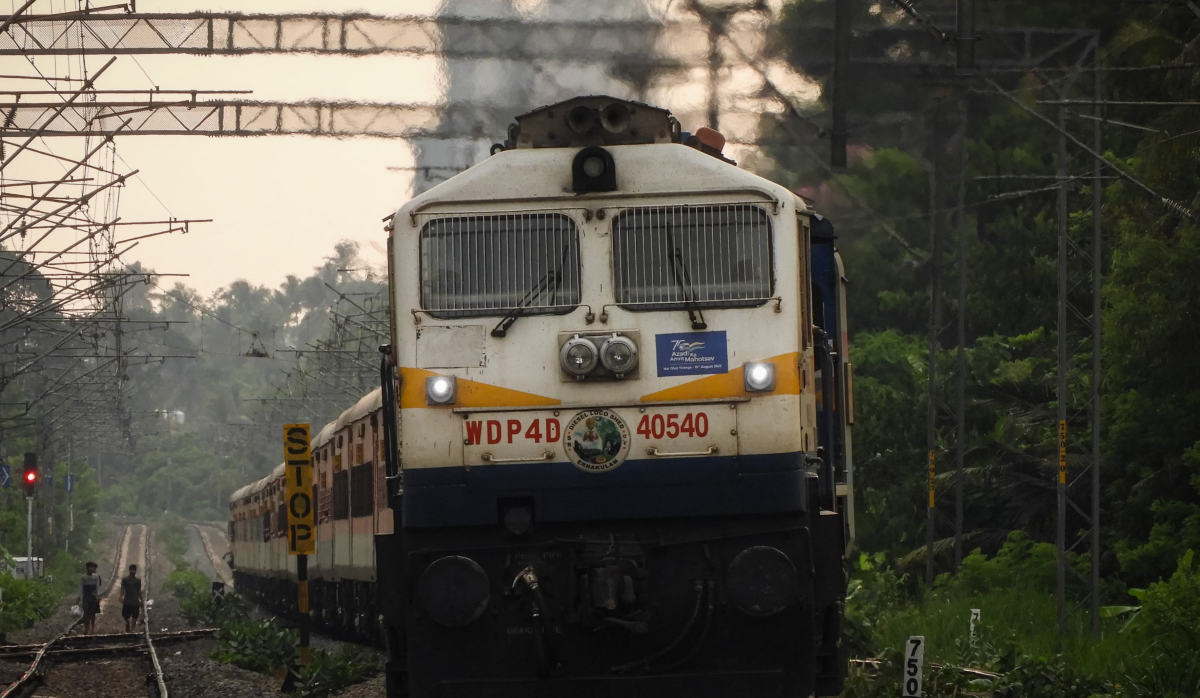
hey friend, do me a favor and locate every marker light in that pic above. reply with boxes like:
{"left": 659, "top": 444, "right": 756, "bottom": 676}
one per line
{"left": 503, "top": 506, "right": 533, "bottom": 536}
{"left": 571, "top": 146, "right": 617, "bottom": 194}
{"left": 600, "top": 334, "right": 638, "bottom": 376}
{"left": 744, "top": 362, "right": 776, "bottom": 392}
{"left": 426, "top": 376, "right": 458, "bottom": 405}
{"left": 560, "top": 335, "right": 599, "bottom": 378}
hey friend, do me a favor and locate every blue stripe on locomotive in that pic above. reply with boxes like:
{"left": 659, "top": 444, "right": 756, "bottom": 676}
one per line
{"left": 402, "top": 451, "right": 808, "bottom": 528}
{"left": 810, "top": 214, "right": 844, "bottom": 469}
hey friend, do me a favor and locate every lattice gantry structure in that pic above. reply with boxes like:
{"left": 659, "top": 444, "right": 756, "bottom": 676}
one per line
{"left": 0, "top": 1, "right": 820, "bottom": 191}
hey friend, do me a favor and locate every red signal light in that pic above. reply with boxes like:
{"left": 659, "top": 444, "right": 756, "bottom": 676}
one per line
{"left": 22, "top": 453, "right": 37, "bottom": 497}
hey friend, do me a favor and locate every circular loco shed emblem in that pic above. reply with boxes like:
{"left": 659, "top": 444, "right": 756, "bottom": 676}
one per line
{"left": 564, "top": 409, "right": 630, "bottom": 473}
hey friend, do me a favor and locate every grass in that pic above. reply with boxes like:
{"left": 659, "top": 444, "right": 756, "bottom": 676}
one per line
{"left": 849, "top": 539, "right": 1200, "bottom": 696}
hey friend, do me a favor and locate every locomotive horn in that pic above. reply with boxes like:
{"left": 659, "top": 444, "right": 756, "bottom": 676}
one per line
{"left": 600, "top": 103, "right": 630, "bottom": 134}
{"left": 568, "top": 105, "right": 597, "bottom": 134}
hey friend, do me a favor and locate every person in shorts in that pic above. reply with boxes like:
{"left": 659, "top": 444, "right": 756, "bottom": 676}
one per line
{"left": 118, "top": 564, "right": 143, "bottom": 632}
{"left": 78, "top": 561, "right": 102, "bottom": 634}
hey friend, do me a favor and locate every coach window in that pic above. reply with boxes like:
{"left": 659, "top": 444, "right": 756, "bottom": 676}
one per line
{"left": 332, "top": 470, "right": 350, "bottom": 520}
{"left": 420, "top": 213, "right": 581, "bottom": 318}
{"left": 350, "top": 463, "right": 373, "bottom": 518}
{"left": 611, "top": 204, "right": 773, "bottom": 310}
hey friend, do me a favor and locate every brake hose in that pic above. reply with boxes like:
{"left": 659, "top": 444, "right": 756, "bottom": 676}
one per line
{"left": 611, "top": 580, "right": 705, "bottom": 674}
{"left": 513, "top": 567, "right": 557, "bottom": 677}
{"left": 657, "top": 581, "right": 715, "bottom": 672}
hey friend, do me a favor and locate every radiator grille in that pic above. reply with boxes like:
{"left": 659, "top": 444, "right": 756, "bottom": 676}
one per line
{"left": 612, "top": 205, "right": 773, "bottom": 309}
{"left": 420, "top": 213, "right": 581, "bottom": 317}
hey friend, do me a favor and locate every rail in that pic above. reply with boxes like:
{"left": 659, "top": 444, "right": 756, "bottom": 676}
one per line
{"left": 192, "top": 523, "right": 234, "bottom": 587}
{"left": 0, "top": 523, "right": 128, "bottom": 697}
{"left": 0, "top": 524, "right": 216, "bottom": 697}
{"left": 0, "top": 629, "right": 214, "bottom": 660}
{"left": 143, "top": 528, "right": 169, "bottom": 698}
{"left": 102, "top": 524, "right": 131, "bottom": 595}
{"left": 0, "top": 617, "right": 82, "bottom": 698}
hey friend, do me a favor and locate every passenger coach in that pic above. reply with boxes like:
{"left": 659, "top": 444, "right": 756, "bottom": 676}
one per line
{"left": 230, "top": 389, "right": 393, "bottom": 641}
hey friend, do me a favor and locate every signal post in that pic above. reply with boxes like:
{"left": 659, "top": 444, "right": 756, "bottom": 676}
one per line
{"left": 23, "top": 454, "right": 38, "bottom": 578}
{"left": 284, "top": 425, "right": 316, "bottom": 666}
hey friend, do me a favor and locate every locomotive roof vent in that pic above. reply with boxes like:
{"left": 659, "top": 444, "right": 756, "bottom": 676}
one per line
{"left": 503, "top": 95, "right": 679, "bottom": 150}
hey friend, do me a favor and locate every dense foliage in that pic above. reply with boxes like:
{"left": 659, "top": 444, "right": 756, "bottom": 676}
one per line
{"left": 767, "top": 0, "right": 1200, "bottom": 585}
{"left": 840, "top": 542, "right": 1200, "bottom": 696}
{"left": 93, "top": 242, "right": 386, "bottom": 521}
{"left": 0, "top": 571, "right": 61, "bottom": 635}
{"left": 0, "top": 453, "right": 102, "bottom": 631}
{"left": 763, "top": 0, "right": 1200, "bottom": 692}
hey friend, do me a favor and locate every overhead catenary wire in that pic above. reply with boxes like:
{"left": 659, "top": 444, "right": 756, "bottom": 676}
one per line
{"left": 0, "top": 25, "right": 194, "bottom": 459}
{"left": 983, "top": 75, "right": 1198, "bottom": 223}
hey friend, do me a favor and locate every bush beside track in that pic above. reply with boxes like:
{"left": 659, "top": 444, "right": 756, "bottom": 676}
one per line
{"left": 840, "top": 537, "right": 1200, "bottom": 697}
{"left": 166, "top": 540, "right": 377, "bottom": 698}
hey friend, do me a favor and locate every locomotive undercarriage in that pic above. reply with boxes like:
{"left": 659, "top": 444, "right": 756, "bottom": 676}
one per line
{"left": 376, "top": 480, "right": 847, "bottom": 698}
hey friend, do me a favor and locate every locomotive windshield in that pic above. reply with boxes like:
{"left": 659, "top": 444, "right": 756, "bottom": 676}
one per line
{"left": 420, "top": 213, "right": 581, "bottom": 317}
{"left": 612, "top": 204, "right": 773, "bottom": 310}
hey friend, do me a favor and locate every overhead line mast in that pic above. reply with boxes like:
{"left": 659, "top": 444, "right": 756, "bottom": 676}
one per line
{"left": 812, "top": 0, "right": 1121, "bottom": 640}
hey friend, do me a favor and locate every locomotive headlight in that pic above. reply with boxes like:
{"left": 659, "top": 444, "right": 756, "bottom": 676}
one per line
{"left": 426, "top": 375, "right": 457, "bottom": 405}
{"left": 599, "top": 334, "right": 638, "bottom": 376}
{"left": 743, "top": 361, "right": 776, "bottom": 392}
{"left": 417, "top": 556, "right": 490, "bottom": 627}
{"left": 582, "top": 156, "right": 606, "bottom": 178}
{"left": 727, "top": 546, "right": 800, "bottom": 617}
{"left": 560, "top": 335, "right": 599, "bottom": 377}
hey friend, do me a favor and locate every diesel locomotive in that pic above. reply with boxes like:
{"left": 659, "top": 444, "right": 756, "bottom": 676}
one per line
{"left": 230, "top": 95, "right": 855, "bottom": 697}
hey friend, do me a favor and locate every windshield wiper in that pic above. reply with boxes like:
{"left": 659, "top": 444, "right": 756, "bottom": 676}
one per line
{"left": 666, "top": 223, "right": 707, "bottom": 330}
{"left": 491, "top": 268, "right": 563, "bottom": 338}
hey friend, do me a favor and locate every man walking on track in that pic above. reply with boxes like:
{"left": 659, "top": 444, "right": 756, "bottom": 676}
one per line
{"left": 78, "top": 561, "right": 102, "bottom": 634}
{"left": 118, "top": 564, "right": 143, "bottom": 632}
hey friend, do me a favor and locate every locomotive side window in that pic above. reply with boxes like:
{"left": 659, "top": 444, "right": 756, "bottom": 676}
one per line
{"left": 420, "top": 213, "right": 581, "bottom": 317}
{"left": 612, "top": 204, "right": 773, "bottom": 310}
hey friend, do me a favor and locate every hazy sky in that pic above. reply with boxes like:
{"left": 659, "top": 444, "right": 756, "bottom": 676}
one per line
{"left": 4, "top": 0, "right": 807, "bottom": 296}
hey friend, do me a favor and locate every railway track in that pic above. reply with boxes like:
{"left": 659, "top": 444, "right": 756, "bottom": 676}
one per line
{"left": 191, "top": 524, "right": 234, "bottom": 587}
{"left": 0, "top": 524, "right": 204, "bottom": 698}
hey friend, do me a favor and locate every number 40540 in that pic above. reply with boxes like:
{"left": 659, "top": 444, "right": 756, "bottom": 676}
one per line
{"left": 635, "top": 412, "right": 710, "bottom": 440}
